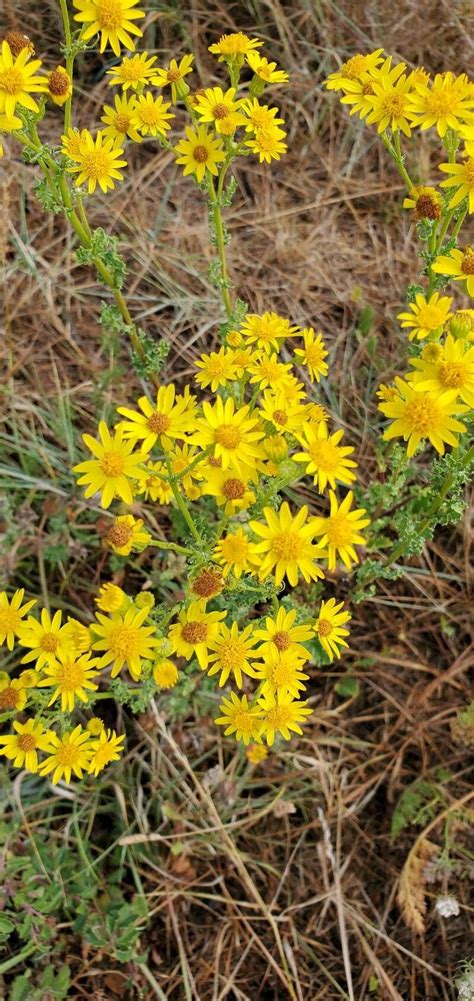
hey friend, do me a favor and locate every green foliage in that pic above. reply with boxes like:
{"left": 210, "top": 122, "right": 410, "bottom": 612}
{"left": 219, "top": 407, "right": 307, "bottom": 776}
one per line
{"left": 76, "top": 228, "right": 127, "bottom": 289}
{"left": 391, "top": 768, "right": 452, "bottom": 842}
{"left": 131, "top": 328, "right": 170, "bottom": 377}
{"left": 9, "top": 965, "right": 70, "bottom": 1001}
{"left": 34, "top": 177, "right": 63, "bottom": 214}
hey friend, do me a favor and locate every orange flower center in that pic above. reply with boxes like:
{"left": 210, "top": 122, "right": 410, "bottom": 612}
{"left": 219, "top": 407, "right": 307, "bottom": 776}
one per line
{"left": 181, "top": 621, "right": 208, "bottom": 644}
{"left": 272, "top": 533, "right": 304, "bottom": 561}
{"left": 326, "top": 515, "right": 354, "bottom": 548}
{"left": 80, "top": 150, "right": 113, "bottom": 181}
{"left": 0, "top": 687, "right": 20, "bottom": 709}
{"left": 461, "top": 248, "right": 474, "bottom": 275}
{"left": 18, "top": 733, "right": 37, "bottom": 751}
{"left": 222, "top": 477, "right": 246, "bottom": 500}
{"left": 49, "top": 69, "right": 69, "bottom": 95}
{"left": 272, "top": 409, "right": 288, "bottom": 426}
{"left": 438, "top": 361, "right": 465, "bottom": 389}
{"left": 56, "top": 661, "right": 87, "bottom": 692}
{"left": 404, "top": 394, "right": 440, "bottom": 434}
{"left": 382, "top": 93, "right": 407, "bottom": 119}
{"left": 273, "top": 631, "right": 290, "bottom": 651}
{"left": 100, "top": 451, "right": 125, "bottom": 477}
{"left": 215, "top": 425, "right": 241, "bottom": 449}
{"left": 193, "top": 145, "right": 209, "bottom": 163}
{"left": 107, "top": 522, "right": 133, "bottom": 547}
{"left": 41, "top": 632, "right": 59, "bottom": 653}
{"left": 113, "top": 113, "right": 131, "bottom": 132}
{"left": 192, "top": 567, "right": 225, "bottom": 598}
{"left": 56, "top": 743, "right": 82, "bottom": 766}
{"left": 96, "top": 0, "right": 126, "bottom": 30}
{"left": 167, "top": 68, "right": 181, "bottom": 82}
{"left": 317, "top": 618, "right": 332, "bottom": 637}
{"left": 0, "top": 67, "right": 24, "bottom": 95}
{"left": 213, "top": 102, "right": 230, "bottom": 119}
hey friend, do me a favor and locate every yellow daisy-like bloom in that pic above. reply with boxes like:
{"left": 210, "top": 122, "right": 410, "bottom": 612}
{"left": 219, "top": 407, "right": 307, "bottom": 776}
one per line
{"left": 410, "top": 333, "right": 474, "bottom": 407}
{"left": 18, "top": 609, "right": 69, "bottom": 669}
{"left": 257, "top": 690, "right": 312, "bottom": 746}
{"left": 240, "top": 312, "right": 298, "bottom": 355}
{"left": 73, "top": 0, "right": 145, "bottom": 57}
{"left": 37, "top": 650, "right": 100, "bottom": 713}
{"left": 0, "top": 719, "right": 55, "bottom": 772}
{"left": 364, "top": 59, "right": 416, "bottom": 137}
{"left": 61, "top": 127, "right": 89, "bottom": 159}
{"left": 153, "top": 657, "right": 179, "bottom": 688}
{"left": 63, "top": 617, "right": 92, "bottom": 654}
{"left": 397, "top": 292, "right": 453, "bottom": 341}
{"left": 3, "top": 31, "right": 35, "bottom": 58}
{"left": 246, "top": 52, "right": 289, "bottom": 85}
{"left": 0, "top": 677, "right": 27, "bottom": 713}
{"left": 379, "top": 377, "right": 467, "bottom": 457}
{"left": 432, "top": 246, "right": 474, "bottom": 297}
{"left": 324, "top": 49, "right": 384, "bottom": 92}
{"left": 104, "top": 514, "right": 151, "bottom": 556}
{"left": 403, "top": 186, "right": 442, "bottom": 220}
{"left": 0, "top": 40, "right": 45, "bottom": 119}
{"left": 152, "top": 54, "right": 194, "bottom": 102}
{"left": 209, "top": 33, "right": 262, "bottom": 62}
{"left": 92, "top": 605, "right": 159, "bottom": 681}
{"left": 214, "top": 691, "right": 263, "bottom": 745}
{"left": 117, "top": 385, "right": 197, "bottom": 451}
{"left": 175, "top": 125, "right": 225, "bottom": 184}
{"left": 74, "top": 421, "right": 145, "bottom": 509}
{"left": 0, "top": 589, "right": 36, "bottom": 650}
{"left": 407, "top": 71, "right": 474, "bottom": 138}
{"left": 314, "top": 598, "right": 351, "bottom": 662}
{"left": 312, "top": 490, "right": 370, "bottom": 572}
{"left": 0, "top": 111, "right": 22, "bottom": 160}
{"left": 249, "top": 354, "right": 294, "bottom": 390}
{"left": 168, "top": 442, "right": 203, "bottom": 500}
{"left": 47, "top": 66, "right": 72, "bottom": 107}
{"left": 339, "top": 76, "right": 378, "bottom": 122}
{"left": 194, "top": 347, "right": 237, "bottom": 390}
{"left": 250, "top": 502, "right": 326, "bottom": 587}
{"left": 200, "top": 465, "right": 257, "bottom": 515}
{"left": 39, "top": 725, "right": 94, "bottom": 784}
{"left": 293, "top": 328, "right": 329, "bottom": 382}
{"left": 194, "top": 86, "right": 246, "bottom": 134}
{"left": 207, "top": 622, "right": 258, "bottom": 688}
{"left": 420, "top": 342, "right": 444, "bottom": 364}
{"left": 138, "top": 460, "right": 173, "bottom": 504}
{"left": 439, "top": 156, "right": 474, "bottom": 213}
{"left": 66, "top": 129, "right": 127, "bottom": 194}
{"left": 252, "top": 651, "right": 309, "bottom": 700}
{"left": 133, "top": 92, "right": 174, "bottom": 137}
{"left": 88, "top": 728, "right": 125, "bottom": 776}
{"left": 376, "top": 383, "right": 399, "bottom": 403}
{"left": 168, "top": 601, "right": 226, "bottom": 670}
{"left": 87, "top": 717, "right": 105, "bottom": 735}
{"left": 246, "top": 743, "right": 268, "bottom": 764}
{"left": 95, "top": 583, "right": 127, "bottom": 613}
{"left": 106, "top": 51, "right": 158, "bottom": 90}
{"left": 258, "top": 389, "right": 308, "bottom": 436}
{"left": 242, "top": 98, "right": 285, "bottom": 133}
{"left": 193, "top": 397, "right": 264, "bottom": 474}
{"left": 246, "top": 125, "right": 287, "bottom": 163}
{"left": 101, "top": 92, "right": 142, "bottom": 145}
{"left": 214, "top": 527, "right": 256, "bottom": 578}
{"left": 254, "top": 606, "right": 314, "bottom": 661}
{"left": 293, "top": 423, "right": 357, "bottom": 493}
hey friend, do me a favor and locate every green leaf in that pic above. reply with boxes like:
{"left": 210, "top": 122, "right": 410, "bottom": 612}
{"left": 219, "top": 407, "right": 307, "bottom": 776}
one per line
{"left": 334, "top": 675, "right": 360, "bottom": 698}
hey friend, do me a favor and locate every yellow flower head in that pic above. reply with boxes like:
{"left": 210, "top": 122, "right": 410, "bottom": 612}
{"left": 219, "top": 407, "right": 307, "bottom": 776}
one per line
{"left": 138, "top": 460, "right": 173, "bottom": 504}
{"left": 240, "top": 312, "right": 298, "bottom": 354}
{"left": 214, "top": 691, "right": 263, "bottom": 745}
{"left": 207, "top": 621, "right": 259, "bottom": 688}
{"left": 252, "top": 650, "right": 309, "bottom": 700}
{"left": 192, "top": 397, "right": 264, "bottom": 474}
{"left": 104, "top": 514, "right": 151, "bottom": 556}
{"left": 250, "top": 502, "right": 326, "bottom": 587}
{"left": 257, "top": 690, "right": 312, "bottom": 746}
{"left": 88, "top": 728, "right": 125, "bottom": 776}
{"left": 92, "top": 604, "right": 160, "bottom": 681}
{"left": 101, "top": 92, "right": 142, "bottom": 145}
{"left": 324, "top": 49, "right": 384, "bottom": 92}
{"left": 364, "top": 58, "right": 416, "bottom": 137}
{"left": 168, "top": 442, "right": 203, "bottom": 499}
{"left": 87, "top": 716, "right": 105, "bottom": 735}
{"left": 339, "top": 76, "right": 379, "bottom": 121}
{"left": 0, "top": 40, "right": 45, "bottom": 119}
{"left": 258, "top": 389, "right": 308, "bottom": 436}
{"left": 214, "top": 527, "right": 256, "bottom": 578}
{"left": 293, "top": 423, "right": 357, "bottom": 493}
{"left": 66, "top": 129, "right": 127, "bottom": 194}
{"left": 432, "top": 246, "right": 474, "bottom": 297}
{"left": 37, "top": 650, "right": 100, "bottom": 713}
{"left": 246, "top": 743, "right": 268, "bottom": 764}
{"left": 209, "top": 33, "right": 262, "bottom": 62}
{"left": 312, "top": 490, "right": 370, "bottom": 572}
{"left": 117, "top": 384, "right": 197, "bottom": 451}
{"left": 134, "top": 91, "right": 174, "bottom": 137}
{"left": 0, "top": 719, "right": 55, "bottom": 773}
{"left": 39, "top": 724, "right": 94, "bottom": 784}
{"left": 61, "top": 127, "right": 89, "bottom": 159}
{"left": 245, "top": 125, "right": 287, "bottom": 163}
{"left": 194, "top": 86, "right": 245, "bottom": 134}
{"left": 168, "top": 601, "right": 226, "bottom": 670}
{"left": 246, "top": 52, "right": 289, "bottom": 85}
{"left": 194, "top": 347, "right": 237, "bottom": 390}
{"left": 153, "top": 657, "right": 179, "bottom": 688}
{"left": 403, "top": 186, "right": 442, "bottom": 220}
{"left": 294, "top": 328, "right": 329, "bottom": 381}
{"left": 74, "top": 421, "right": 145, "bottom": 509}
{"left": 106, "top": 51, "right": 158, "bottom": 90}
{"left": 378, "top": 377, "right": 467, "bottom": 457}
{"left": 407, "top": 71, "right": 474, "bottom": 137}
{"left": 0, "top": 677, "right": 27, "bottom": 713}
{"left": 397, "top": 292, "right": 453, "bottom": 341}
{"left": 63, "top": 617, "right": 92, "bottom": 654}
{"left": 18, "top": 608, "right": 69, "bottom": 669}
{"left": 314, "top": 598, "right": 351, "bottom": 662}
{"left": 439, "top": 155, "right": 474, "bottom": 214}
{"left": 409, "top": 334, "right": 474, "bottom": 408}
{"left": 200, "top": 465, "right": 257, "bottom": 515}
{"left": 242, "top": 98, "right": 285, "bottom": 133}
{"left": 47, "top": 65, "right": 72, "bottom": 106}
{"left": 254, "top": 605, "right": 314, "bottom": 661}
{"left": 73, "top": 0, "right": 145, "bottom": 56}
{"left": 3, "top": 31, "right": 35, "bottom": 58}
{"left": 95, "top": 582, "right": 128, "bottom": 613}
{"left": 152, "top": 54, "right": 194, "bottom": 102}
{"left": 0, "top": 589, "right": 36, "bottom": 650}
{"left": 175, "top": 124, "right": 225, "bottom": 184}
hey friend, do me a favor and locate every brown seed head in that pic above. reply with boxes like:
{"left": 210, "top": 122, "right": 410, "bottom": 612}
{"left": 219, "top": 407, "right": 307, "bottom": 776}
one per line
{"left": 192, "top": 566, "right": 224, "bottom": 599}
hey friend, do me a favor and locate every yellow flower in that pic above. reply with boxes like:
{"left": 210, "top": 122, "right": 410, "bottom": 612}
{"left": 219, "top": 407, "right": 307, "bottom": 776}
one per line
{"left": 214, "top": 692, "right": 263, "bottom": 745}
{"left": 152, "top": 54, "right": 194, "bottom": 102}
{"left": 214, "top": 528, "right": 256, "bottom": 578}
{"left": 200, "top": 465, "right": 257, "bottom": 515}
{"left": 66, "top": 129, "right": 127, "bottom": 194}
{"left": 240, "top": 312, "right": 298, "bottom": 354}
{"left": 258, "top": 389, "right": 308, "bottom": 436}
{"left": 105, "top": 514, "right": 151, "bottom": 556}
{"left": 294, "top": 328, "right": 329, "bottom": 381}
{"left": 314, "top": 598, "right": 351, "bottom": 661}
{"left": 37, "top": 650, "right": 100, "bottom": 712}
{"left": 191, "top": 566, "right": 225, "bottom": 604}
{"left": 168, "top": 601, "right": 226, "bottom": 670}
{"left": 92, "top": 605, "right": 159, "bottom": 681}
{"left": 312, "top": 490, "right": 370, "bottom": 571}
{"left": 379, "top": 377, "right": 467, "bottom": 456}
{"left": 17, "top": 669, "right": 41, "bottom": 688}
{"left": 324, "top": 49, "right": 384, "bottom": 92}
{"left": 407, "top": 71, "right": 474, "bottom": 137}
{"left": 0, "top": 677, "right": 27, "bottom": 713}
{"left": 101, "top": 92, "right": 142, "bottom": 145}
{"left": 0, "top": 719, "right": 55, "bottom": 772}
{"left": 153, "top": 658, "right": 179, "bottom": 688}
{"left": 168, "top": 442, "right": 203, "bottom": 499}
{"left": 209, "top": 33, "right": 262, "bottom": 61}
{"left": 95, "top": 583, "right": 128, "bottom": 613}
{"left": 88, "top": 728, "right": 125, "bottom": 776}
{"left": 339, "top": 77, "right": 378, "bottom": 121}
{"left": 249, "top": 355, "right": 294, "bottom": 390}
{"left": 61, "top": 127, "right": 89, "bottom": 159}
{"left": 73, "top": 0, "right": 145, "bottom": 57}
{"left": 421, "top": 342, "right": 444, "bottom": 364}
{"left": 175, "top": 125, "right": 225, "bottom": 184}
{"left": 138, "top": 460, "right": 173, "bottom": 504}
{"left": 252, "top": 651, "right": 309, "bottom": 699}
{"left": 0, "top": 589, "right": 36, "bottom": 650}
{"left": 134, "top": 92, "right": 174, "bottom": 137}
{"left": 47, "top": 66, "right": 72, "bottom": 106}
{"left": 207, "top": 622, "right": 258, "bottom": 687}
{"left": 3, "top": 31, "right": 35, "bottom": 59}
{"left": 117, "top": 384, "right": 197, "bottom": 451}
{"left": 39, "top": 725, "right": 94, "bottom": 784}
{"left": 192, "top": 397, "right": 264, "bottom": 473}
{"left": 86, "top": 716, "right": 105, "bottom": 735}
{"left": 257, "top": 690, "right": 312, "bottom": 746}
{"left": 242, "top": 98, "right": 285, "bottom": 133}
{"left": 449, "top": 309, "right": 474, "bottom": 341}
{"left": 63, "top": 617, "right": 92, "bottom": 654}
{"left": 376, "top": 383, "right": 398, "bottom": 403}
{"left": 403, "top": 186, "right": 442, "bottom": 220}
{"left": 293, "top": 423, "right": 357, "bottom": 493}
{"left": 194, "top": 347, "right": 237, "bottom": 390}
{"left": 74, "top": 421, "right": 146, "bottom": 508}
{"left": 106, "top": 51, "right": 158, "bottom": 90}
{"left": 18, "top": 608, "right": 69, "bottom": 669}
{"left": 194, "top": 86, "right": 245, "bottom": 134}
{"left": 250, "top": 502, "right": 326, "bottom": 587}
{"left": 410, "top": 334, "right": 474, "bottom": 407}
{"left": 246, "top": 743, "right": 268, "bottom": 764}
{"left": 245, "top": 125, "right": 287, "bottom": 163}
{"left": 364, "top": 59, "right": 416, "bottom": 137}
{"left": 439, "top": 156, "right": 474, "bottom": 213}
{"left": 432, "top": 246, "right": 474, "bottom": 297}
{"left": 246, "top": 52, "right": 289, "bottom": 85}
{"left": 0, "top": 40, "right": 45, "bottom": 119}
{"left": 397, "top": 292, "right": 453, "bottom": 341}
{"left": 254, "top": 606, "right": 314, "bottom": 660}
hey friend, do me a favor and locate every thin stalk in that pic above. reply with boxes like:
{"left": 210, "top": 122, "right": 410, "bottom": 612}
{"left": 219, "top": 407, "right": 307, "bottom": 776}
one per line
{"left": 382, "top": 132, "right": 414, "bottom": 192}
{"left": 209, "top": 175, "right": 233, "bottom": 318}
{"left": 58, "top": 0, "right": 74, "bottom": 132}
{"left": 165, "top": 457, "right": 201, "bottom": 541}
{"left": 149, "top": 538, "right": 193, "bottom": 556}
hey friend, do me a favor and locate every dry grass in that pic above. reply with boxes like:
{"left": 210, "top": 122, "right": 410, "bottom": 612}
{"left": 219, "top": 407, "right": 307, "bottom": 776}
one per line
{"left": 1, "top": 1, "right": 473, "bottom": 998}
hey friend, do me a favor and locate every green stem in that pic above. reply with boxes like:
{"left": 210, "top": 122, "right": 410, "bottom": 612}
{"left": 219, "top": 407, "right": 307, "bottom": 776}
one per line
{"left": 382, "top": 132, "right": 414, "bottom": 192}
{"left": 0, "top": 942, "right": 38, "bottom": 975}
{"left": 165, "top": 457, "right": 201, "bottom": 541}
{"left": 58, "top": 0, "right": 74, "bottom": 132}
{"left": 149, "top": 539, "right": 193, "bottom": 556}
{"left": 451, "top": 206, "right": 467, "bottom": 241}
{"left": 208, "top": 175, "right": 233, "bottom": 319}
{"left": 174, "top": 443, "right": 213, "bottom": 480}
